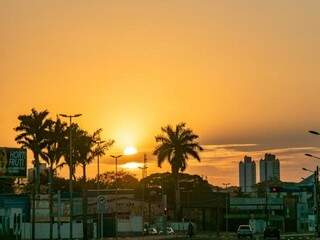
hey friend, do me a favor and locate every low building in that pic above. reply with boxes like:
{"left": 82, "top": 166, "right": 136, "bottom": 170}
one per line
{"left": 228, "top": 196, "right": 284, "bottom": 233}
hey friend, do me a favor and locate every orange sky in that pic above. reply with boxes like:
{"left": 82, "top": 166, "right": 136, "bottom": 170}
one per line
{"left": 1, "top": 1, "right": 320, "bottom": 186}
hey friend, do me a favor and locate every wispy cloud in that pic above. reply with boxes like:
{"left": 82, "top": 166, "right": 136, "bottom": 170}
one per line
{"left": 186, "top": 144, "right": 320, "bottom": 186}
{"left": 80, "top": 143, "right": 320, "bottom": 187}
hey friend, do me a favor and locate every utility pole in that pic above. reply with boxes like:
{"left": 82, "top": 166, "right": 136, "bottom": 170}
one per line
{"left": 315, "top": 166, "right": 319, "bottom": 238}
{"left": 110, "top": 154, "right": 122, "bottom": 240}
{"left": 139, "top": 154, "right": 148, "bottom": 235}
{"left": 306, "top": 131, "right": 320, "bottom": 238}
{"left": 222, "top": 183, "right": 230, "bottom": 233}
{"left": 96, "top": 140, "right": 105, "bottom": 239}
{"left": 59, "top": 113, "right": 82, "bottom": 240}
{"left": 32, "top": 167, "right": 36, "bottom": 240}
{"left": 264, "top": 160, "right": 269, "bottom": 227}
{"left": 57, "top": 190, "right": 61, "bottom": 240}
{"left": 139, "top": 154, "right": 148, "bottom": 179}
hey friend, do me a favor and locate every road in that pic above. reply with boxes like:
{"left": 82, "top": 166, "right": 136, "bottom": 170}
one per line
{"left": 104, "top": 233, "right": 316, "bottom": 240}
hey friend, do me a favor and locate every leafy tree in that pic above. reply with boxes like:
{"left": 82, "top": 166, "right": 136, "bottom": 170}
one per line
{"left": 153, "top": 123, "right": 203, "bottom": 219}
{"left": 98, "top": 171, "right": 139, "bottom": 189}
{"left": 139, "top": 172, "right": 212, "bottom": 209}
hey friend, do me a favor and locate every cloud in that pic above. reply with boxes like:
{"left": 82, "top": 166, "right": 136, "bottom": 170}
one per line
{"left": 82, "top": 143, "right": 320, "bottom": 187}
{"left": 187, "top": 144, "right": 320, "bottom": 186}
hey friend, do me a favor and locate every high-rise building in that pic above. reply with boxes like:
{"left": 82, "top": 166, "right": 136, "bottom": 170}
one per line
{"left": 259, "top": 153, "right": 280, "bottom": 182}
{"left": 239, "top": 156, "right": 256, "bottom": 192}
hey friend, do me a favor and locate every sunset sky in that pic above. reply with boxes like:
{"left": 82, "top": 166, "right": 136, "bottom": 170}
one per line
{"left": 1, "top": 1, "right": 320, "bottom": 186}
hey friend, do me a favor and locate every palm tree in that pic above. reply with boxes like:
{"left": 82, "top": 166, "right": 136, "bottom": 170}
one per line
{"left": 14, "top": 108, "right": 51, "bottom": 240}
{"left": 42, "top": 118, "right": 67, "bottom": 240}
{"left": 72, "top": 127, "right": 114, "bottom": 240}
{"left": 153, "top": 122, "right": 203, "bottom": 220}
{"left": 15, "top": 108, "right": 51, "bottom": 191}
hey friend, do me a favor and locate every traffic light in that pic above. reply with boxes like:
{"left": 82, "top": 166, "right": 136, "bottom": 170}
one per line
{"left": 164, "top": 207, "right": 167, "bottom": 215}
{"left": 270, "top": 186, "right": 282, "bottom": 193}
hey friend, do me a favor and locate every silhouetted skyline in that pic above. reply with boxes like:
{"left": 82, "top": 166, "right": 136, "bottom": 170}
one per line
{"left": 1, "top": 1, "right": 320, "bottom": 185}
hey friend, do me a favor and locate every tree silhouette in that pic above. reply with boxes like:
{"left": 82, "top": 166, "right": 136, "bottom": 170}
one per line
{"left": 14, "top": 108, "right": 51, "bottom": 192}
{"left": 14, "top": 108, "right": 51, "bottom": 240}
{"left": 153, "top": 122, "right": 203, "bottom": 220}
{"left": 72, "top": 127, "right": 114, "bottom": 240}
{"left": 42, "top": 118, "right": 67, "bottom": 240}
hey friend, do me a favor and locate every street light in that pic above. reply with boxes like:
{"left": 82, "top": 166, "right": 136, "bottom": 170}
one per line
{"left": 59, "top": 113, "right": 82, "bottom": 240}
{"left": 305, "top": 153, "right": 320, "bottom": 238}
{"left": 306, "top": 153, "right": 320, "bottom": 160}
{"left": 110, "top": 154, "right": 123, "bottom": 240}
{"left": 96, "top": 141, "right": 106, "bottom": 191}
{"left": 302, "top": 167, "right": 314, "bottom": 173}
{"left": 222, "top": 183, "right": 230, "bottom": 233}
{"left": 307, "top": 130, "right": 320, "bottom": 238}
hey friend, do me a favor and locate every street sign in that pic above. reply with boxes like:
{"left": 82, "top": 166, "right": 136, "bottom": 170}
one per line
{"left": 97, "top": 195, "right": 107, "bottom": 213}
{"left": 0, "top": 148, "right": 27, "bottom": 177}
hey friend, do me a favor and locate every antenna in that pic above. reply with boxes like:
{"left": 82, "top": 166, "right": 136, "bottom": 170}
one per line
{"left": 139, "top": 153, "right": 148, "bottom": 179}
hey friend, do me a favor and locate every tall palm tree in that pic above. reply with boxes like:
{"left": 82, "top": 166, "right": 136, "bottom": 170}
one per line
{"left": 153, "top": 122, "right": 203, "bottom": 220}
{"left": 15, "top": 108, "right": 51, "bottom": 192}
{"left": 14, "top": 108, "right": 52, "bottom": 240}
{"left": 42, "top": 118, "right": 67, "bottom": 240}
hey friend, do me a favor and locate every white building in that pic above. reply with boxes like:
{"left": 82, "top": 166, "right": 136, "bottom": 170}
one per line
{"left": 259, "top": 153, "right": 280, "bottom": 182}
{"left": 239, "top": 156, "right": 256, "bottom": 192}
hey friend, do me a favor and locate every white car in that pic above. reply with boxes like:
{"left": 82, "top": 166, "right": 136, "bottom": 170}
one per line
{"left": 158, "top": 226, "right": 175, "bottom": 235}
{"left": 237, "top": 225, "right": 253, "bottom": 239}
{"left": 166, "top": 226, "right": 175, "bottom": 235}
{"left": 148, "top": 227, "right": 158, "bottom": 235}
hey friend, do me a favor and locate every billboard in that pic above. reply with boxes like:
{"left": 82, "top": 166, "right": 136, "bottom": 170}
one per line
{"left": 0, "top": 147, "right": 27, "bottom": 177}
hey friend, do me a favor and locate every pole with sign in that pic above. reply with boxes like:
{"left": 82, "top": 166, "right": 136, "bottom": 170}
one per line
{"left": 97, "top": 195, "right": 107, "bottom": 239}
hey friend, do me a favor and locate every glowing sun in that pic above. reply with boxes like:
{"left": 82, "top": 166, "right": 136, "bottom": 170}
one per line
{"left": 123, "top": 146, "right": 138, "bottom": 155}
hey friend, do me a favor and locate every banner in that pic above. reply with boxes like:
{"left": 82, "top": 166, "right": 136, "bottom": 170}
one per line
{"left": 0, "top": 147, "right": 27, "bottom": 177}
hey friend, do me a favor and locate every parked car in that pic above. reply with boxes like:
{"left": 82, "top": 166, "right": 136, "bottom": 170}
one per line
{"left": 237, "top": 225, "right": 253, "bottom": 239}
{"left": 158, "top": 226, "right": 175, "bottom": 235}
{"left": 166, "top": 226, "right": 175, "bottom": 235}
{"left": 263, "top": 226, "right": 280, "bottom": 240}
{"left": 148, "top": 227, "right": 158, "bottom": 235}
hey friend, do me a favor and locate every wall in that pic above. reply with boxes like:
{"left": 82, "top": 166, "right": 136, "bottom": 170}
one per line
{"left": 21, "top": 222, "right": 83, "bottom": 239}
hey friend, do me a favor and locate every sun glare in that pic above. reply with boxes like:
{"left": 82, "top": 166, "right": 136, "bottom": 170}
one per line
{"left": 124, "top": 146, "right": 138, "bottom": 155}
{"left": 121, "top": 162, "right": 143, "bottom": 170}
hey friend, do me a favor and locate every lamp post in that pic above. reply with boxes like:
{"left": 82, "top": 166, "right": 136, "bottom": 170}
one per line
{"left": 95, "top": 140, "right": 105, "bottom": 239}
{"left": 110, "top": 154, "right": 122, "bottom": 240}
{"left": 307, "top": 129, "right": 320, "bottom": 238}
{"left": 59, "top": 113, "right": 82, "bottom": 240}
{"left": 309, "top": 131, "right": 320, "bottom": 136}
{"left": 222, "top": 183, "right": 230, "bottom": 233}
{"left": 303, "top": 166, "right": 319, "bottom": 237}
{"left": 306, "top": 153, "right": 320, "bottom": 160}
{"left": 305, "top": 153, "right": 320, "bottom": 238}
